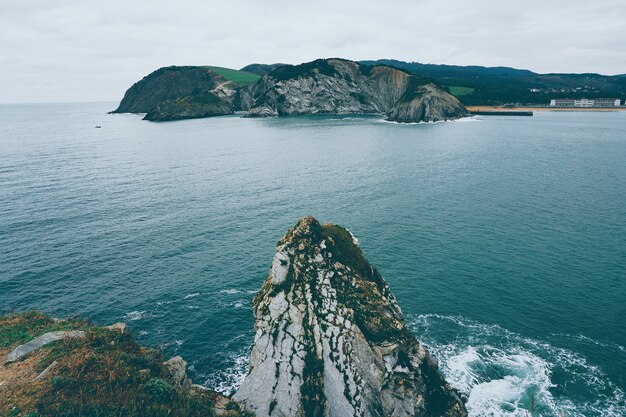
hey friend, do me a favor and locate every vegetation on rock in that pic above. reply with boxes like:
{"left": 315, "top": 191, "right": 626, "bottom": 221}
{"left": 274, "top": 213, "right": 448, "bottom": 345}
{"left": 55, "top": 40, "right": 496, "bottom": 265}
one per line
{"left": 113, "top": 59, "right": 467, "bottom": 123}
{"left": 205, "top": 66, "right": 261, "bottom": 85}
{"left": 361, "top": 59, "right": 626, "bottom": 105}
{"left": 0, "top": 312, "right": 251, "bottom": 417}
{"left": 234, "top": 216, "right": 467, "bottom": 417}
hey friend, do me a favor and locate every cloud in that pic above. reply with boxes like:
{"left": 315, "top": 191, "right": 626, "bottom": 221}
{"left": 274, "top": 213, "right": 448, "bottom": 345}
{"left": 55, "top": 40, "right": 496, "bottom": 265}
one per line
{"left": 0, "top": 0, "right": 624, "bottom": 103}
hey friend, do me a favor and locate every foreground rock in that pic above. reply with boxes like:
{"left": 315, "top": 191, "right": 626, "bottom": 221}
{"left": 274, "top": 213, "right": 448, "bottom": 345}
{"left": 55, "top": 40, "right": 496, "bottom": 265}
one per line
{"left": 5, "top": 330, "right": 85, "bottom": 364}
{"left": 114, "top": 59, "right": 467, "bottom": 123}
{"left": 0, "top": 312, "right": 250, "bottom": 417}
{"left": 234, "top": 217, "right": 467, "bottom": 417}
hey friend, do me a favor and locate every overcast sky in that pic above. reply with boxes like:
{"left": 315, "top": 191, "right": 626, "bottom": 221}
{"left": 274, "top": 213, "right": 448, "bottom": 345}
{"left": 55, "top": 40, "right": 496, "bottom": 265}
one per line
{"left": 1, "top": 0, "right": 625, "bottom": 104}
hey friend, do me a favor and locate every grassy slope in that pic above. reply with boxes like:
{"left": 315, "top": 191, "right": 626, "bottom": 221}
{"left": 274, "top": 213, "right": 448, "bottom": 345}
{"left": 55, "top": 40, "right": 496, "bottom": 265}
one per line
{"left": 447, "top": 86, "right": 475, "bottom": 97}
{"left": 0, "top": 312, "right": 251, "bottom": 417}
{"left": 205, "top": 66, "right": 261, "bottom": 85}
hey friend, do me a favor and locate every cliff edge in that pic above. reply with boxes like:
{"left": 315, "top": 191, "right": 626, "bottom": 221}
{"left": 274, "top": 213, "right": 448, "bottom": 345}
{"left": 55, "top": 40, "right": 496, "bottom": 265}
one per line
{"left": 0, "top": 312, "right": 250, "bottom": 417}
{"left": 234, "top": 217, "right": 467, "bottom": 417}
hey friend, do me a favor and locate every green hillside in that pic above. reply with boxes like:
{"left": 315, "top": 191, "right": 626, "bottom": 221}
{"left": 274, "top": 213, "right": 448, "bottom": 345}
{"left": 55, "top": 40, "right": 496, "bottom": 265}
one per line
{"left": 361, "top": 59, "right": 626, "bottom": 105}
{"left": 205, "top": 66, "right": 261, "bottom": 85}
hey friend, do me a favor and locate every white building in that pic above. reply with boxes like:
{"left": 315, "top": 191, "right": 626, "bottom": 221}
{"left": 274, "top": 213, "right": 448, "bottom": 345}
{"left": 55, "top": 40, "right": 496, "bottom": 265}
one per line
{"left": 550, "top": 98, "right": 620, "bottom": 107}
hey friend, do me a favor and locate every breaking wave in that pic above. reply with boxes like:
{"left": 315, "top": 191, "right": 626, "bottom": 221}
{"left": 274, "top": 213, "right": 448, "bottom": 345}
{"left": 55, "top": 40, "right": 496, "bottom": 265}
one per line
{"left": 407, "top": 314, "right": 625, "bottom": 417}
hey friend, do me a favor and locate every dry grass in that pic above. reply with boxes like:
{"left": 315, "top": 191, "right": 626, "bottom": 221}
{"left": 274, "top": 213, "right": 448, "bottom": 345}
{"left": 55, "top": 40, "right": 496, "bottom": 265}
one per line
{"left": 0, "top": 312, "right": 251, "bottom": 417}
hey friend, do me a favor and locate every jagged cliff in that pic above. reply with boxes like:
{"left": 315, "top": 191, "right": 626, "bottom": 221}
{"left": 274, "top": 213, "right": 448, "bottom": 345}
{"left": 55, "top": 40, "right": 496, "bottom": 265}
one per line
{"left": 111, "top": 66, "right": 239, "bottom": 121}
{"left": 386, "top": 82, "right": 467, "bottom": 123}
{"left": 242, "top": 59, "right": 466, "bottom": 122}
{"left": 234, "top": 217, "right": 467, "bottom": 417}
{"left": 113, "top": 59, "right": 467, "bottom": 123}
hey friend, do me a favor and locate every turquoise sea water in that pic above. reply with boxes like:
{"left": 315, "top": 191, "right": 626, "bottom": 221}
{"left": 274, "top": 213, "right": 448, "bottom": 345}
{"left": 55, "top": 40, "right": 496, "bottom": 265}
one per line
{"left": 1, "top": 103, "right": 624, "bottom": 416}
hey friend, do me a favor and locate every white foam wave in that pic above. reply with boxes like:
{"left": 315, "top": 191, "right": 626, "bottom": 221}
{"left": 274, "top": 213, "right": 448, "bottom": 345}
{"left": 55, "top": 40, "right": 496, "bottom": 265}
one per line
{"left": 220, "top": 289, "right": 242, "bottom": 294}
{"left": 408, "top": 314, "right": 625, "bottom": 417}
{"left": 453, "top": 116, "right": 480, "bottom": 122}
{"left": 124, "top": 310, "right": 147, "bottom": 321}
{"left": 551, "top": 332, "right": 626, "bottom": 353}
{"left": 204, "top": 353, "right": 250, "bottom": 396}
{"left": 184, "top": 292, "right": 200, "bottom": 299}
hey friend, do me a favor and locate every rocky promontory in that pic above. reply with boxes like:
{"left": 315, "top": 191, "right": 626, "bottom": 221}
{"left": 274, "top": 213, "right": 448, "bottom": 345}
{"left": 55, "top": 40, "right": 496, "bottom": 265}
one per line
{"left": 111, "top": 66, "right": 240, "bottom": 121}
{"left": 2, "top": 218, "right": 467, "bottom": 417}
{"left": 113, "top": 59, "right": 467, "bottom": 123}
{"left": 234, "top": 217, "right": 467, "bottom": 417}
{"left": 0, "top": 312, "right": 250, "bottom": 417}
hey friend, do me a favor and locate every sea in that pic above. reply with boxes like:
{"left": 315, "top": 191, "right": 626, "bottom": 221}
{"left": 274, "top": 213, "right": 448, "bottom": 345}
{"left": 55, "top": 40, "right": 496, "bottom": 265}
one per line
{"left": 1, "top": 102, "right": 625, "bottom": 417}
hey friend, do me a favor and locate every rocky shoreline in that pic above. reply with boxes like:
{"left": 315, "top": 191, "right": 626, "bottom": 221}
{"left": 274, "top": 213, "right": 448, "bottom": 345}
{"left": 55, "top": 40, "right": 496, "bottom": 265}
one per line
{"left": 1, "top": 217, "right": 467, "bottom": 417}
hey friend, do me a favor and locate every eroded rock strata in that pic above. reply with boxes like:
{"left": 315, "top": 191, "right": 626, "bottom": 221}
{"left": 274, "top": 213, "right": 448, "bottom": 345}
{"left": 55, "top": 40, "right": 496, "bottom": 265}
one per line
{"left": 234, "top": 217, "right": 467, "bottom": 417}
{"left": 242, "top": 59, "right": 467, "bottom": 122}
{"left": 113, "top": 59, "right": 467, "bottom": 123}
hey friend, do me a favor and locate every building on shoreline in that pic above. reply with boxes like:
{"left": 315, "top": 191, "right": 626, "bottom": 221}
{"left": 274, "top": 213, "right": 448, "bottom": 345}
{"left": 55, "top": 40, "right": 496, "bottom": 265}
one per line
{"left": 549, "top": 98, "right": 621, "bottom": 107}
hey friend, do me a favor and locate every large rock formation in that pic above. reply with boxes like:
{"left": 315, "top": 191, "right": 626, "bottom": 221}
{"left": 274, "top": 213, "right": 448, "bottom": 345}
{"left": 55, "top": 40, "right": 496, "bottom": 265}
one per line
{"left": 113, "top": 59, "right": 467, "bottom": 123}
{"left": 240, "top": 59, "right": 412, "bottom": 116}
{"left": 234, "top": 217, "right": 467, "bottom": 417}
{"left": 111, "top": 66, "right": 238, "bottom": 121}
{"left": 387, "top": 83, "right": 467, "bottom": 123}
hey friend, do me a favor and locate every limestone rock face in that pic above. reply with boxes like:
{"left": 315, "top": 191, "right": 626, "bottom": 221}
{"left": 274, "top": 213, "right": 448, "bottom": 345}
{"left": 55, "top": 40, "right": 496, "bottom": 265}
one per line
{"left": 386, "top": 83, "right": 468, "bottom": 123}
{"left": 242, "top": 59, "right": 413, "bottom": 117}
{"left": 234, "top": 217, "right": 467, "bottom": 417}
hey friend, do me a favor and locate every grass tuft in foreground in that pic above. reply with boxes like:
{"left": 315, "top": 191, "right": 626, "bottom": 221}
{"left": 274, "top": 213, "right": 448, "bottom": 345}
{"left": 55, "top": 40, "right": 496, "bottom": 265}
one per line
{"left": 0, "top": 312, "right": 252, "bottom": 417}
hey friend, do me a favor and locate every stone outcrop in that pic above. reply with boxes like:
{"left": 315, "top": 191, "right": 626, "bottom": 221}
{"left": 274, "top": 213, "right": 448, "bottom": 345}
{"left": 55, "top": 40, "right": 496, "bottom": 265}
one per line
{"left": 111, "top": 66, "right": 238, "bottom": 121}
{"left": 234, "top": 217, "right": 467, "bottom": 417}
{"left": 105, "top": 322, "right": 127, "bottom": 333}
{"left": 386, "top": 83, "right": 468, "bottom": 123}
{"left": 163, "top": 356, "right": 193, "bottom": 390}
{"left": 240, "top": 59, "right": 466, "bottom": 123}
{"left": 5, "top": 330, "right": 86, "bottom": 364}
{"left": 113, "top": 59, "right": 467, "bottom": 123}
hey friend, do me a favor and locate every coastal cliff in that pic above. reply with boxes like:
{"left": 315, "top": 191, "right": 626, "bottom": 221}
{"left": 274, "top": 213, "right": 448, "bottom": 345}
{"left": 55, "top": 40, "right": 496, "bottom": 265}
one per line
{"left": 1, "top": 219, "right": 466, "bottom": 417}
{"left": 0, "top": 312, "right": 250, "bottom": 417}
{"left": 113, "top": 59, "right": 467, "bottom": 123}
{"left": 387, "top": 82, "right": 467, "bottom": 123}
{"left": 234, "top": 217, "right": 467, "bottom": 417}
{"left": 111, "top": 66, "right": 239, "bottom": 121}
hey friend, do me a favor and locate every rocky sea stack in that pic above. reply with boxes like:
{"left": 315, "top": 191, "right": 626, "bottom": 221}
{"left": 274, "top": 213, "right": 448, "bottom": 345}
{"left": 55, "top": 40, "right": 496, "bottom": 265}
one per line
{"left": 234, "top": 217, "right": 467, "bottom": 417}
{"left": 113, "top": 59, "right": 467, "bottom": 123}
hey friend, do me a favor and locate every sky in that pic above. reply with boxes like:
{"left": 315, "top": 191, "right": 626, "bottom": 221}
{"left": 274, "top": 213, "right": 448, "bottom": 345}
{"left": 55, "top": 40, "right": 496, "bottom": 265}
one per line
{"left": 1, "top": 0, "right": 625, "bottom": 104}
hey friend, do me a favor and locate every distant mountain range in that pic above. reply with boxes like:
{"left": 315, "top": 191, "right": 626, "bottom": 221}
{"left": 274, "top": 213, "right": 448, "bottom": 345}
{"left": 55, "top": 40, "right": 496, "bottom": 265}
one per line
{"left": 358, "top": 60, "right": 626, "bottom": 105}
